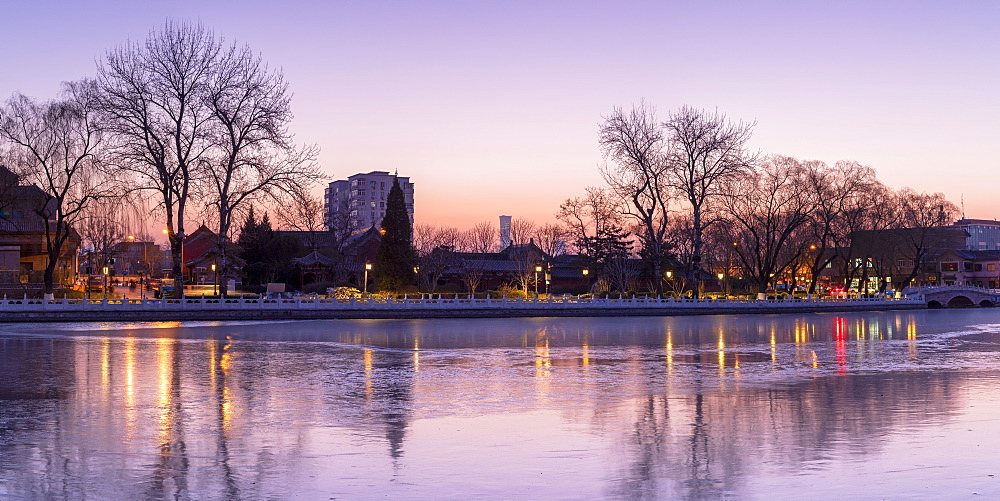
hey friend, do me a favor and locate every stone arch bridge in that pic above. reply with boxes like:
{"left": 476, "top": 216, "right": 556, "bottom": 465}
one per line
{"left": 904, "top": 286, "right": 1000, "bottom": 308}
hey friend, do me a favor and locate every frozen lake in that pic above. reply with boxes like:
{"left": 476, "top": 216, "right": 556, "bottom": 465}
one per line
{"left": 2, "top": 310, "right": 1000, "bottom": 499}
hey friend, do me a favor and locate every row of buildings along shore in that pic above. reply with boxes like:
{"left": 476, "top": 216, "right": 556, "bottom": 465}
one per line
{"left": 3, "top": 165, "right": 1000, "bottom": 294}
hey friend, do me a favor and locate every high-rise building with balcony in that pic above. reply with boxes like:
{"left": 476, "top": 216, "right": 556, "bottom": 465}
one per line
{"left": 324, "top": 171, "right": 414, "bottom": 233}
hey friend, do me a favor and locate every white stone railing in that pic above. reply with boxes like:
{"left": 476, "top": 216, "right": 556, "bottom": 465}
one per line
{"left": 0, "top": 294, "right": 924, "bottom": 313}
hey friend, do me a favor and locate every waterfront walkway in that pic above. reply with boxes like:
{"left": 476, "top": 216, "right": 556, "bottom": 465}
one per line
{"left": 0, "top": 294, "right": 925, "bottom": 322}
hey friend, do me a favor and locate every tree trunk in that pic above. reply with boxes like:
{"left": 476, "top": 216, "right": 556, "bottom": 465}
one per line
{"left": 691, "top": 205, "right": 703, "bottom": 299}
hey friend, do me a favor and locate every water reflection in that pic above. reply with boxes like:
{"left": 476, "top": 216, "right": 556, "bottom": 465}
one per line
{"left": 0, "top": 309, "right": 999, "bottom": 498}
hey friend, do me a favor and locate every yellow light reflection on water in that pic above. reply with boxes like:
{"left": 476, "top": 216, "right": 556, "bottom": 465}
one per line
{"left": 534, "top": 329, "right": 552, "bottom": 399}
{"left": 582, "top": 340, "right": 590, "bottom": 369}
{"left": 100, "top": 337, "right": 110, "bottom": 395}
{"left": 665, "top": 330, "right": 674, "bottom": 376}
{"left": 413, "top": 337, "right": 420, "bottom": 372}
{"left": 770, "top": 331, "right": 777, "bottom": 365}
{"left": 220, "top": 336, "right": 235, "bottom": 434}
{"left": 208, "top": 340, "right": 217, "bottom": 388}
{"left": 124, "top": 336, "right": 137, "bottom": 437}
{"left": 906, "top": 315, "right": 918, "bottom": 358}
{"left": 156, "top": 338, "right": 173, "bottom": 446}
{"left": 868, "top": 319, "right": 881, "bottom": 340}
{"left": 535, "top": 333, "right": 551, "bottom": 373}
{"left": 717, "top": 329, "right": 726, "bottom": 380}
{"left": 364, "top": 348, "right": 374, "bottom": 398}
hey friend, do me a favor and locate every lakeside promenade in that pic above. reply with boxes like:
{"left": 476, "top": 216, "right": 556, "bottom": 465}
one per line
{"left": 0, "top": 294, "right": 925, "bottom": 322}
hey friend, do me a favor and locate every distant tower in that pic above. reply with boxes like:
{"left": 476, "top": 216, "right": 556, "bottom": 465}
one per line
{"left": 499, "top": 215, "right": 512, "bottom": 250}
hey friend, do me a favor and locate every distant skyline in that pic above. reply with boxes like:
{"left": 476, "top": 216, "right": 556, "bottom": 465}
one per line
{"left": 3, "top": 1, "right": 999, "bottom": 229}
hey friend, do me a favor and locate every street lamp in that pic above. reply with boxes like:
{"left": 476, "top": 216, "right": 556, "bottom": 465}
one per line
{"left": 102, "top": 265, "right": 109, "bottom": 300}
{"left": 364, "top": 262, "right": 372, "bottom": 294}
{"left": 534, "top": 265, "right": 543, "bottom": 297}
{"left": 212, "top": 263, "right": 218, "bottom": 296}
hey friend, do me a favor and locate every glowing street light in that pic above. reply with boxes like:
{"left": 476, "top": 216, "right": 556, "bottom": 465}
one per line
{"left": 534, "top": 265, "right": 543, "bottom": 297}
{"left": 211, "top": 263, "right": 218, "bottom": 296}
{"left": 364, "top": 262, "right": 372, "bottom": 294}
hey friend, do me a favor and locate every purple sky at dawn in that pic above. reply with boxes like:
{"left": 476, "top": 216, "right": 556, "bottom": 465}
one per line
{"left": 3, "top": 1, "right": 998, "bottom": 229}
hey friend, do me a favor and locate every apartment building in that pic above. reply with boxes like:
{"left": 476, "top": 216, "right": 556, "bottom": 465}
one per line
{"left": 324, "top": 171, "right": 414, "bottom": 232}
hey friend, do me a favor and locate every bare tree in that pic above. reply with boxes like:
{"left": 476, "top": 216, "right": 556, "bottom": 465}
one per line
{"left": 204, "top": 41, "right": 323, "bottom": 295}
{"left": 463, "top": 220, "right": 497, "bottom": 253}
{"left": 97, "top": 21, "right": 220, "bottom": 296}
{"left": 600, "top": 102, "right": 671, "bottom": 294}
{"left": 274, "top": 186, "right": 328, "bottom": 250}
{"left": 534, "top": 223, "right": 567, "bottom": 256}
{"left": 720, "top": 156, "right": 814, "bottom": 293}
{"left": 326, "top": 195, "right": 358, "bottom": 245}
{"left": 663, "top": 106, "right": 756, "bottom": 298}
{"left": 0, "top": 80, "right": 106, "bottom": 295}
{"left": 893, "top": 189, "right": 960, "bottom": 289}
{"left": 604, "top": 256, "right": 639, "bottom": 293}
{"left": 557, "top": 186, "right": 624, "bottom": 254}
{"left": 413, "top": 224, "right": 463, "bottom": 292}
{"left": 802, "top": 160, "right": 878, "bottom": 294}
{"left": 78, "top": 199, "right": 128, "bottom": 278}
{"left": 509, "top": 218, "right": 537, "bottom": 247}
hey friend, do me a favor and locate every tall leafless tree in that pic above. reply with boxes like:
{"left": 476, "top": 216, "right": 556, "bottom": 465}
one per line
{"left": 720, "top": 156, "right": 814, "bottom": 293}
{"left": 893, "top": 189, "right": 960, "bottom": 289}
{"left": 204, "top": 41, "right": 322, "bottom": 294}
{"left": 663, "top": 106, "right": 755, "bottom": 298}
{"left": 802, "top": 160, "right": 878, "bottom": 294}
{"left": 413, "top": 224, "right": 463, "bottom": 292}
{"left": 534, "top": 223, "right": 567, "bottom": 256}
{"left": 274, "top": 186, "right": 328, "bottom": 250}
{"left": 78, "top": 198, "right": 128, "bottom": 278}
{"left": 0, "top": 80, "right": 106, "bottom": 294}
{"left": 464, "top": 220, "right": 497, "bottom": 253}
{"left": 599, "top": 102, "right": 671, "bottom": 293}
{"left": 97, "top": 21, "right": 220, "bottom": 296}
{"left": 508, "top": 218, "right": 537, "bottom": 248}
{"left": 557, "top": 186, "right": 624, "bottom": 254}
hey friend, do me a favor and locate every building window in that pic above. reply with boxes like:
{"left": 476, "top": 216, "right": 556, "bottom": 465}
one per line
{"left": 964, "top": 262, "right": 973, "bottom": 272}
{"left": 975, "top": 264, "right": 983, "bottom": 272}
{"left": 380, "top": 202, "right": 384, "bottom": 208}
{"left": 989, "top": 264, "right": 997, "bottom": 272}
{"left": 942, "top": 262, "right": 958, "bottom": 272}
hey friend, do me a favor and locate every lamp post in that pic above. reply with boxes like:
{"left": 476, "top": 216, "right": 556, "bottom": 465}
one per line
{"left": 364, "top": 262, "right": 372, "bottom": 294}
{"left": 534, "top": 265, "right": 542, "bottom": 298}
{"left": 212, "top": 263, "right": 218, "bottom": 296}
{"left": 582, "top": 268, "right": 589, "bottom": 293}
{"left": 727, "top": 242, "right": 737, "bottom": 297}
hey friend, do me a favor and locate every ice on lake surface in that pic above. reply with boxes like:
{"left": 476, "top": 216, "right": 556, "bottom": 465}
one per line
{"left": 2, "top": 309, "right": 1000, "bottom": 499}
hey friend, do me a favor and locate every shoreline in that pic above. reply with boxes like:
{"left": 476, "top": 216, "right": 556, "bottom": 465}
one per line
{"left": 0, "top": 301, "right": 928, "bottom": 323}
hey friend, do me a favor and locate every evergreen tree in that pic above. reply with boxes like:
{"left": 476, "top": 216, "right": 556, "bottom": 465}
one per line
{"left": 237, "top": 208, "right": 280, "bottom": 286}
{"left": 374, "top": 177, "right": 416, "bottom": 291}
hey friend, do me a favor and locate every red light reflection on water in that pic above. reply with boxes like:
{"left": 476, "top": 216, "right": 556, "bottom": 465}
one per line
{"left": 833, "top": 317, "right": 848, "bottom": 374}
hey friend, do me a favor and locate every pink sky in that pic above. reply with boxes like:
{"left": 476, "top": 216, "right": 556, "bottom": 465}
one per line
{"left": 3, "top": 1, "right": 999, "bottom": 230}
